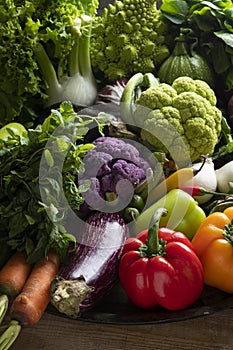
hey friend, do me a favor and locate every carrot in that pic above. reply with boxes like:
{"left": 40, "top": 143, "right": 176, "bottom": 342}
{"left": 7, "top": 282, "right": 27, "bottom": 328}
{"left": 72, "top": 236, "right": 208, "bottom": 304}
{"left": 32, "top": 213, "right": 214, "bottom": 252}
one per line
{"left": 0, "top": 251, "right": 33, "bottom": 300}
{"left": 10, "top": 250, "right": 60, "bottom": 327}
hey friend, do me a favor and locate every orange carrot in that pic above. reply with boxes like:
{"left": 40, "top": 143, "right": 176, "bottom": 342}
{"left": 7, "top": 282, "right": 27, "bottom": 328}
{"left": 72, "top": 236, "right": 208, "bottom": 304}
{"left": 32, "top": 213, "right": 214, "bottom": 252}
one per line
{"left": 0, "top": 251, "right": 33, "bottom": 300}
{"left": 10, "top": 250, "right": 60, "bottom": 327}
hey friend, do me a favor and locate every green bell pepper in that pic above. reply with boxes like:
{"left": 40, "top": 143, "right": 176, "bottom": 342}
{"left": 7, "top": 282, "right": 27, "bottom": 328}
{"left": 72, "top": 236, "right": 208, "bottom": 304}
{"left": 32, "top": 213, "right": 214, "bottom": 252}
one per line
{"left": 134, "top": 189, "right": 206, "bottom": 240}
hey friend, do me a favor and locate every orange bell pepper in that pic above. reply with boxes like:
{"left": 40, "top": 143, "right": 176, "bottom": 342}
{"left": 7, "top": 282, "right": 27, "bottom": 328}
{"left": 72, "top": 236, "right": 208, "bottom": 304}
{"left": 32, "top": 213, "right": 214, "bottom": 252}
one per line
{"left": 191, "top": 207, "right": 233, "bottom": 293}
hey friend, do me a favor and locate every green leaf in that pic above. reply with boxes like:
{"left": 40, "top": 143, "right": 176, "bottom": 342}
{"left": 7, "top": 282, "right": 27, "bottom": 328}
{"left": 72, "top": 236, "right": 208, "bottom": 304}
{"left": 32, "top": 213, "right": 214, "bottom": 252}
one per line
{"left": 55, "top": 137, "right": 70, "bottom": 153}
{"left": 25, "top": 214, "right": 36, "bottom": 225}
{"left": 161, "top": 0, "right": 189, "bottom": 24}
{"left": 196, "top": 1, "right": 225, "bottom": 11}
{"left": 206, "top": 38, "right": 231, "bottom": 74}
{"left": 8, "top": 212, "right": 29, "bottom": 237}
{"left": 25, "top": 238, "right": 36, "bottom": 257}
{"left": 225, "top": 66, "right": 233, "bottom": 90}
{"left": 26, "top": 235, "right": 48, "bottom": 264}
{"left": 214, "top": 30, "right": 233, "bottom": 47}
{"left": 77, "top": 179, "right": 91, "bottom": 193}
{"left": 44, "top": 149, "right": 54, "bottom": 167}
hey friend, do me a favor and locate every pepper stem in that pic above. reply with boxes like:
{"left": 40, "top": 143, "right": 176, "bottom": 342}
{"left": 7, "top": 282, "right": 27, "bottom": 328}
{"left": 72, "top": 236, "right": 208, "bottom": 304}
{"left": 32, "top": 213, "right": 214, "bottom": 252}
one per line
{"left": 223, "top": 219, "right": 233, "bottom": 244}
{"left": 139, "top": 208, "right": 167, "bottom": 258}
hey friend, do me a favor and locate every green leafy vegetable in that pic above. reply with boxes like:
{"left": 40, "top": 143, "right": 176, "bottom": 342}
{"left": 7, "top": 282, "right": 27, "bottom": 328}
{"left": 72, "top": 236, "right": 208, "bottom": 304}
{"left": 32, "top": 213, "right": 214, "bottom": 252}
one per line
{"left": 0, "top": 0, "right": 99, "bottom": 127}
{"left": 160, "top": 0, "right": 233, "bottom": 90}
{"left": 212, "top": 116, "right": 233, "bottom": 160}
{"left": 0, "top": 101, "right": 109, "bottom": 264}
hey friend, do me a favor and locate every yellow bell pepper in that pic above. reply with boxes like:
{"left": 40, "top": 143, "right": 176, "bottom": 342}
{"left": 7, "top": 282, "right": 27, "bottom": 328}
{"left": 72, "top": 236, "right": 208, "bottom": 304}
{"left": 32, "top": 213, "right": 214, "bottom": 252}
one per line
{"left": 146, "top": 167, "right": 194, "bottom": 206}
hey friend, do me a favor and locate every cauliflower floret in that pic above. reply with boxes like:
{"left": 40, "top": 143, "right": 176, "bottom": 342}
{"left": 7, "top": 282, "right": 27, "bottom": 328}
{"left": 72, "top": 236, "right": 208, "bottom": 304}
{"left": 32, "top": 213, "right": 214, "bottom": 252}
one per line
{"left": 173, "top": 92, "right": 222, "bottom": 139}
{"left": 172, "top": 76, "right": 217, "bottom": 105}
{"left": 135, "top": 84, "right": 177, "bottom": 110}
{"left": 101, "top": 159, "right": 146, "bottom": 194}
{"left": 183, "top": 118, "right": 217, "bottom": 160}
{"left": 133, "top": 76, "right": 223, "bottom": 162}
{"left": 173, "top": 92, "right": 212, "bottom": 120}
{"left": 92, "top": 136, "right": 142, "bottom": 165}
{"left": 141, "top": 107, "right": 187, "bottom": 162}
{"left": 133, "top": 85, "right": 177, "bottom": 127}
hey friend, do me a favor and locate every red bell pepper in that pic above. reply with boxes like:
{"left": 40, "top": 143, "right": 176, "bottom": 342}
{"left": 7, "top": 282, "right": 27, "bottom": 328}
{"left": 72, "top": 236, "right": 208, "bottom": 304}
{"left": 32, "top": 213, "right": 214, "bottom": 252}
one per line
{"left": 119, "top": 208, "right": 204, "bottom": 311}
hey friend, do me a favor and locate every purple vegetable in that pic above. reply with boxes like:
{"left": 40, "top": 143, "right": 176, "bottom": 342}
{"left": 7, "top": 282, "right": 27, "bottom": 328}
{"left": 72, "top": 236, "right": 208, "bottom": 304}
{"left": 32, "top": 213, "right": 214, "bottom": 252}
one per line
{"left": 77, "top": 136, "right": 151, "bottom": 213}
{"left": 95, "top": 80, "right": 128, "bottom": 105}
{"left": 50, "top": 212, "right": 129, "bottom": 318}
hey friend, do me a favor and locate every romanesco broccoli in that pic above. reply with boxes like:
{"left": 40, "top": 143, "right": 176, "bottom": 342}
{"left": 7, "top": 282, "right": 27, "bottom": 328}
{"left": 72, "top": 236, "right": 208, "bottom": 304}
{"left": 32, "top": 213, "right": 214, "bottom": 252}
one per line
{"left": 90, "top": 0, "right": 170, "bottom": 81}
{"left": 132, "top": 76, "right": 222, "bottom": 163}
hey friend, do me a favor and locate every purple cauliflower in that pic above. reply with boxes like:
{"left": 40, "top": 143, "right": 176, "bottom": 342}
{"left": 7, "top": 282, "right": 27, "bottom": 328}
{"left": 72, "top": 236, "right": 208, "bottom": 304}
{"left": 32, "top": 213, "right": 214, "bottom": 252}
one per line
{"left": 77, "top": 136, "right": 151, "bottom": 213}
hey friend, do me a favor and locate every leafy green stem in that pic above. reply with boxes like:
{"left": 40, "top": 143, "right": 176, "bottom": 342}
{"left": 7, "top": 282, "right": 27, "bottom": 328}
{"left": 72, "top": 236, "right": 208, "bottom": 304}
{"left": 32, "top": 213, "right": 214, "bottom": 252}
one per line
{"left": 212, "top": 116, "right": 233, "bottom": 159}
{"left": 0, "top": 321, "right": 21, "bottom": 350}
{"left": 69, "top": 24, "right": 92, "bottom": 78}
{"left": 0, "top": 295, "right": 8, "bottom": 325}
{"left": 33, "top": 43, "right": 61, "bottom": 96}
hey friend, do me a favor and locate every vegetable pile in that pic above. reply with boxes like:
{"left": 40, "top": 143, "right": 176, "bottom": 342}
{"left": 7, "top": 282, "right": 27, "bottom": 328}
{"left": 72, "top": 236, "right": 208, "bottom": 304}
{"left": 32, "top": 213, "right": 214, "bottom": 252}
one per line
{"left": 1, "top": 0, "right": 233, "bottom": 348}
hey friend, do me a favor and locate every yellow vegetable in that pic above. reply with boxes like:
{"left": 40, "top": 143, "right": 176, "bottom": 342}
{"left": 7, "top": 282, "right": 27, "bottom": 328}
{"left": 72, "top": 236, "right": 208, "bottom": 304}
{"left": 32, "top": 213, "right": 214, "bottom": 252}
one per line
{"left": 146, "top": 167, "right": 194, "bottom": 207}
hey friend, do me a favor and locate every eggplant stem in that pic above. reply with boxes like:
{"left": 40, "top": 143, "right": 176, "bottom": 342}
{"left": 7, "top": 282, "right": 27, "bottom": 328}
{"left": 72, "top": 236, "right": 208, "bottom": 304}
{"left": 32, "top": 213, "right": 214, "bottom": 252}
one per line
{"left": 50, "top": 276, "right": 94, "bottom": 318}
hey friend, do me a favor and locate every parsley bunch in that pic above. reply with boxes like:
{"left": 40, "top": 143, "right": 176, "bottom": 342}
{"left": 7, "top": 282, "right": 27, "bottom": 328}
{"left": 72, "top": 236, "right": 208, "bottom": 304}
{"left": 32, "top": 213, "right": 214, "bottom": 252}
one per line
{"left": 0, "top": 102, "right": 108, "bottom": 263}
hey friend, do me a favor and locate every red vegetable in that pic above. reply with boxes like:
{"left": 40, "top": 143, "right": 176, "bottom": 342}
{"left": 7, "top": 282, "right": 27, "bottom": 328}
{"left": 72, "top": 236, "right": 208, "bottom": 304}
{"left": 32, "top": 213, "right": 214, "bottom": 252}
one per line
{"left": 119, "top": 208, "right": 204, "bottom": 311}
{"left": 95, "top": 80, "right": 128, "bottom": 105}
{"left": 178, "top": 185, "right": 228, "bottom": 197}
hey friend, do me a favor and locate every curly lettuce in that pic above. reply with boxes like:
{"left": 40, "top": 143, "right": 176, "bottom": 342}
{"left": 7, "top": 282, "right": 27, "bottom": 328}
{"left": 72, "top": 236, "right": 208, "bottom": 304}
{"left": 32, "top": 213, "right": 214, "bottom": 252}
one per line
{"left": 0, "top": 0, "right": 99, "bottom": 127}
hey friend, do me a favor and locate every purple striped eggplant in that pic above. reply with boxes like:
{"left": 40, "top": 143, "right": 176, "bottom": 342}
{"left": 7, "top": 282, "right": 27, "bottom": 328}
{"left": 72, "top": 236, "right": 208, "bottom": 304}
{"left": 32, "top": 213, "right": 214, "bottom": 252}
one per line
{"left": 50, "top": 212, "right": 129, "bottom": 318}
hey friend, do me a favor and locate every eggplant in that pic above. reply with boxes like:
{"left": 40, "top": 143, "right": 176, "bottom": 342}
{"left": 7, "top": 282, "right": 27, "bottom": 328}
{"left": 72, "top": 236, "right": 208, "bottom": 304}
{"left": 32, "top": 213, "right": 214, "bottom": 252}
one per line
{"left": 50, "top": 212, "right": 129, "bottom": 318}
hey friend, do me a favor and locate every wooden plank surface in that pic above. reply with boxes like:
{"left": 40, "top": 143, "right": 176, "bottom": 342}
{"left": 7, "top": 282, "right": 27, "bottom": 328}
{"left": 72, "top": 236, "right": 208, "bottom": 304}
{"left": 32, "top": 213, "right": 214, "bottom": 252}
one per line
{"left": 9, "top": 307, "right": 233, "bottom": 350}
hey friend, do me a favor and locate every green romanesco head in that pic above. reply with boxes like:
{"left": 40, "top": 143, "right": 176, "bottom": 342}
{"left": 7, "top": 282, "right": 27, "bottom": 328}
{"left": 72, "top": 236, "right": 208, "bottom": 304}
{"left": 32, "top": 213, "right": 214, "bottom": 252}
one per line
{"left": 135, "top": 76, "right": 222, "bottom": 163}
{"left": 90, "top": 0, "right": 170, "bottom": 81}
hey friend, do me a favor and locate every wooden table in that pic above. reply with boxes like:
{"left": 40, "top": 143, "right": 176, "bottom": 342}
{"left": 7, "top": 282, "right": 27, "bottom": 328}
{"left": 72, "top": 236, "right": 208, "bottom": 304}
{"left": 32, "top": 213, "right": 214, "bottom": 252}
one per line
{"left": 9, "top": 307, "right": 233, "bottom": 350}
